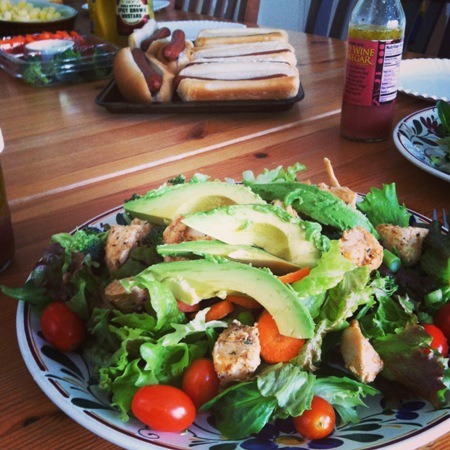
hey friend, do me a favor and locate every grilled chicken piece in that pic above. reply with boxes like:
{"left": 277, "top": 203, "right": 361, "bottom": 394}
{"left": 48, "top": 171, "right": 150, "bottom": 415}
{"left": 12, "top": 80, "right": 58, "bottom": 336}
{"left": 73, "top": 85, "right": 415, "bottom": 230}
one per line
{"left": 376, "top": 224, "right": 429, "bottom": 266}
{"left": 339, "top": 226, "right": 383, "bottom": 271}
{"left": 212, "top": 320, "right": 261, "bottom": 385}
{"left": 104, "top": 279, "right": 149, "bottom": 313}
{"left": 317, "top": 183, "right": 358, "bottom": 208}
{"left": 272, "top": 199, "right": 299, "bottom": 217}
{"left": 341, "top": 320, "right": 383, "bottom": 383}
{"left": 105, "top": 219, "right": 152, "bottom": 274}
{"left": 163, "top": 215, "right": 212, "bottom": 244}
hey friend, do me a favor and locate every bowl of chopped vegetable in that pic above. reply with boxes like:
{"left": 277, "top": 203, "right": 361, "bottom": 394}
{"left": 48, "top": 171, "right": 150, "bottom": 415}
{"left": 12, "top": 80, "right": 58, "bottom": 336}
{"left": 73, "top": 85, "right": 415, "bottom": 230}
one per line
{"left": 0, "top": 0, "right": 77, "bottom": 37}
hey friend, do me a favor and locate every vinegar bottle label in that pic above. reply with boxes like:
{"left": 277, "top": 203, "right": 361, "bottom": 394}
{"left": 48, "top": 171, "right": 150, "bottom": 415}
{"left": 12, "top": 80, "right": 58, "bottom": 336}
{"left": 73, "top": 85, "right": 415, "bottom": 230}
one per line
{"left": 116, "top": 0, "right": 153, "bottom": 37}
{"left": 343, "top": 37, "right": 403, "bottom": 107}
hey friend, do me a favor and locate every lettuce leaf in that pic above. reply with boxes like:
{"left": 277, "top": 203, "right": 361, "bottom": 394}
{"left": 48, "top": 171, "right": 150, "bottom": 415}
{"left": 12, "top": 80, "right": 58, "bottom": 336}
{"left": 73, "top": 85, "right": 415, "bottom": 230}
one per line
{"left": 373, "top": 324, "right": 450, "bottom": 408}
{"left": 357, "top": 183, "right": 411, "bottom": 227}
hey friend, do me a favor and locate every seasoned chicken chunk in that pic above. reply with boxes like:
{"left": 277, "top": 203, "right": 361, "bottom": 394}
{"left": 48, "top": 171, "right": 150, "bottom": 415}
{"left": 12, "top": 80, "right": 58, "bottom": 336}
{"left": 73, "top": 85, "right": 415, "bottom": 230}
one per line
{"left": 376, "top": 224, "right": 429, "bottom": 266}
{"left": 272, "top": 199, "right": 299, "bottom": 218}
{"left": 339, "top": 226, "right": 383, "bottom": 271}
{"left": 212, "top": 320, "right": 261, "bottom": 385}
{"left": 104, "top": 279, "right": 149, "bottom": 313}
{"left": 105, "top": 219, "right": 152, "bottom": 274}
{"left": 341, "top": 320, "right": 383, "bottom": 383}
{"left": 163, "top": 215, "right": 212, "bottom": 244}
{"left": 317, "top": 183, "right": 358, "bottom": 208}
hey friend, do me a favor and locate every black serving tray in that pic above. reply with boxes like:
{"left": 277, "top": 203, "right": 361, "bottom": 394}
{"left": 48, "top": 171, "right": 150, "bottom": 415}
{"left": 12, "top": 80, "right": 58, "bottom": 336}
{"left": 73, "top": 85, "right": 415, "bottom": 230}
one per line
{"left": 96, "top": 79, "right": 305, "bottom": 114}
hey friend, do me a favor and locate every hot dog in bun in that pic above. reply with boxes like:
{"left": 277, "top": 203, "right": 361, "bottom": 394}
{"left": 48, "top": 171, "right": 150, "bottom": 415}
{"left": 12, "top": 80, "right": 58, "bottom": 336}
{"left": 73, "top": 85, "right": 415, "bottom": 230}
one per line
{"left": 113, "top": 47, "right": 175, "bottom": 103}
{"left": 175, "top": 61, "right": 300, "bottom": 101}
{"left": 194, "top": 27, "right": 289, "bottom": 46}
{"left": 191, "top": 41, "right": 297, "bottom": 66}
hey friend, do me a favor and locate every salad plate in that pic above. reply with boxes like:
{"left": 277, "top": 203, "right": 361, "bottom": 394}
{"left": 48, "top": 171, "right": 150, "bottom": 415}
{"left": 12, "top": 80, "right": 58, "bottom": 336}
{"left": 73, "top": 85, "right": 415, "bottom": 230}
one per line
{"left": 156, "top": 20, "right": 246, "bottom": 41}
{"left": 16, "top": 204, "right": 450, "bottom": 450}
{"left": 393, "top": 105, "right": 450, "bottom": 183}
{"left": 397, "top": 59, "right": 450, "bottom": 102}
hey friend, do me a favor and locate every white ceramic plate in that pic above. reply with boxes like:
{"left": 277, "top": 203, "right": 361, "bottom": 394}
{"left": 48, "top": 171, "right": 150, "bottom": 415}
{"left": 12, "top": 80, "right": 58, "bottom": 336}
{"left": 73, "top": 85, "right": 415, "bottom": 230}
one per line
{"left": 393, "top": 105, "right": 450, "bottom": 183}
{"left": 16, "top": 205, "right": 450, "bottom": 450}
{"left": 398, "top": 58, "right": 450, "bottom": 102}
{"left": 156, "top": 20, "right": 246, "bottom": 41}
{"left": 153, "top": 0, "right": 170, "bottom": 12}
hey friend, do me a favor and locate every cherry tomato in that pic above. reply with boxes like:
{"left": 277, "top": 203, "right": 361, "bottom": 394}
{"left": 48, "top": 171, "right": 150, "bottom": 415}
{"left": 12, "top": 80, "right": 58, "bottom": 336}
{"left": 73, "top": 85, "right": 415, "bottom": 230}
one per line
{"left": 422, "top": 323, "right": 449, "bottom": 356}
{"left": 182, "top": 358, "right": 220, "bottom": 408}
{"left": 40, "top": 301, "right": 85, "bottom": 352}
{"left": 131, "top": 385, "right": 196, "bottom": 432}
{"left": 292, "top": 396, "right": 335, "bottom": 440}
{"left": 434, "top": 302, "right": 450, "bottom": 343}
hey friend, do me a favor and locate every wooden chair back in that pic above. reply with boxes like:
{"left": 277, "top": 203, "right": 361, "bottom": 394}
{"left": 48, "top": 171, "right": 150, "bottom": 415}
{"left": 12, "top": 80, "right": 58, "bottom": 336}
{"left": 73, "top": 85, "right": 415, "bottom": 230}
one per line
{"left": 173, "top": 0, "right": 261, "bottom": 24}
{"left": 305, "top": 0, "right": 357, "bottom": 39}
{"left": 403, "top": 0, "right": 449, "bottom": 56}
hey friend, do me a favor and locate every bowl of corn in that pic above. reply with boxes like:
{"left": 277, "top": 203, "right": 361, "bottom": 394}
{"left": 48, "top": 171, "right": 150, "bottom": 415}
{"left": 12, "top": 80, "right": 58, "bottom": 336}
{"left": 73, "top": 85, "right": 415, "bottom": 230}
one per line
{"left": 0, "top": 0, "right": 77, "bottom": 37}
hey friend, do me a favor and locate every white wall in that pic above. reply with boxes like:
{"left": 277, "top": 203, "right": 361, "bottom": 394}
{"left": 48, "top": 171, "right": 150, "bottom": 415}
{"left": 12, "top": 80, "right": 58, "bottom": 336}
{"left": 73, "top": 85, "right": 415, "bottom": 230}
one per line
{"left": 257, "top": 0, "right": 309, "bottom": 31}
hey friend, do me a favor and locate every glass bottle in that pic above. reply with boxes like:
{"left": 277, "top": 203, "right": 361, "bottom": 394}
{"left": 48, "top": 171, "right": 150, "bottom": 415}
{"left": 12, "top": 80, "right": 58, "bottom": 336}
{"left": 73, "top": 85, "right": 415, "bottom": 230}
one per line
{"left": 340, "top": 0, "right": 406, "bottom": 142}
{"left": 88, "top": 0, "right": 118, "bottom": 45}
{"left": 116, "top": 0, "right": 154, "bottom": 46}
{"left": 0, "top": 157, "right": 15, "bottom": 273}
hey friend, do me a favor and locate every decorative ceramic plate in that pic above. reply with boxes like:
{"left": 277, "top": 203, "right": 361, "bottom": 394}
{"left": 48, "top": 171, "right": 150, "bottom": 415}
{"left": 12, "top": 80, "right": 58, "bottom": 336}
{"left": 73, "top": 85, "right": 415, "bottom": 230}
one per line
{"left": 153, "top": 1, "right": 170, "bottom": 12}
{"left": 393, "top": 106, "right": 450, "bottom": 183}
{"left": 16, "top": 205, "right": 450, "bottom": 450}
{"left": 156, "top": 20, "right": 246, "bottom": 41}
{"left": 397, "top": 59, "right": 450, "bottom": 102}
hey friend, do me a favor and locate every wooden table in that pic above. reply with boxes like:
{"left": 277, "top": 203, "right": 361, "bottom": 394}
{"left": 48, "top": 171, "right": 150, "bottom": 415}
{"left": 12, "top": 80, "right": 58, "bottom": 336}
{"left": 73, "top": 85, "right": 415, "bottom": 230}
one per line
{"left": 0, "top": 3, "right": 448, "bottom": 449}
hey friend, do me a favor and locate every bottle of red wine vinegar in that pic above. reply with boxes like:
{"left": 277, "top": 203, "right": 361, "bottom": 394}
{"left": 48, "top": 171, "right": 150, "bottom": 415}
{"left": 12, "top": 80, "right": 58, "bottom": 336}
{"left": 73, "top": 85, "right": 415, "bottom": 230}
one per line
{"left": 340, "top": 0, "right": 406, "bottom": 141}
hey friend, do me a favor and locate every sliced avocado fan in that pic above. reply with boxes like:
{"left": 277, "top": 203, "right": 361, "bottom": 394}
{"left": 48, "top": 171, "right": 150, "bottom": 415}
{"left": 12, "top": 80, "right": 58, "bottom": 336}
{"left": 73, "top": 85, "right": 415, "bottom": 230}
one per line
{"left": 182, "top": 204, "right": 329, "bottom": 268}
{"left": 146, "top": 259, "right": 314, "bottom": 339}
{"left": 156, "top": 240, "right": 301, "bottom": 275}
{"left": 124, "top": 181, "right": 266, "bottom": 224}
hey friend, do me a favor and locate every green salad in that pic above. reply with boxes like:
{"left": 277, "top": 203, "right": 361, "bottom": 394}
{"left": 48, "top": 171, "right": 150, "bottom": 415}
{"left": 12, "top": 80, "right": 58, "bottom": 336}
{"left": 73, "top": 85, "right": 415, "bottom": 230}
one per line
{"left": 2, "top": 163, "right": 449, "bottom": 440}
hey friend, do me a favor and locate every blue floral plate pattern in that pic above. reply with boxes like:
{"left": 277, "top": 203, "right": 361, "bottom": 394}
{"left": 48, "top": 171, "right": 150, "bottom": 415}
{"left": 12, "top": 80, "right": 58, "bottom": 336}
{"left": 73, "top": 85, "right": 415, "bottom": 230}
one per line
{"left": 16, "top": 206, "right": 450, "bottom": 450}
{"left": 393, "top": 106, "right": 450, "bottom": 183}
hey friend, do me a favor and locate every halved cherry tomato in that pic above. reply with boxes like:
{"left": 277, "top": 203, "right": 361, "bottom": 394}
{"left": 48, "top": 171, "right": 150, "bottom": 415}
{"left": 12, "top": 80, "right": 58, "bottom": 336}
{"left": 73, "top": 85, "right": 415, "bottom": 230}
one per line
{"left": 40, "top": 301, "right": 85, "bottom": 352}
{"left": 292, "top": 396, "right": 335, "bottom": 440}
{"left": 131, "top": 385, "right": 196, "bottom": 432}
{"left": 434, "top": 302, "right": 450, "bottom": 343}
{"left": 182, "top": 358, "right": 220, "bottom": 408}
{"left": 422, "top": 323, "right": 449, "bottom": 356}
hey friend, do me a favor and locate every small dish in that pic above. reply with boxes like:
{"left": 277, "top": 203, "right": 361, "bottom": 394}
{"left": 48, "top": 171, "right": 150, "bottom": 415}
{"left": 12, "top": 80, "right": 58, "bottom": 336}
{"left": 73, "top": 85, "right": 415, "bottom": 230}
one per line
{"left": 0, "top": 0, "right": 77, "bottom": 37}
{"left": 156, "top": 20, "right": 246, "bottom": 41}
{"left": 25, "top": 38, "right": 74, "bottom": 55}
{"left": 397, "top": 58, "right": 450, "bottom": 102}
{"left": 393, "top": 105, "right": 450, "bottom": 183}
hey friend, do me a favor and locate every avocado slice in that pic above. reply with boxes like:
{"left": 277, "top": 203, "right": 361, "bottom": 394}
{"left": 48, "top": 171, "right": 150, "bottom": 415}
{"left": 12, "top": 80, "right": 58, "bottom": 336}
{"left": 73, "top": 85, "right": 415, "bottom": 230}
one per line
{"left": 124, "top": 181, "right": 266, "bottom": 224}
{"left": 146, "top": 259, "right": 314, "bottom": 339}
{"left": 181, "top": 204, "right": 328, "bottom": 268}
{"left": 249, "top": 182, "right": 378, "bottom": 238}
{"left": 157, "top": 240, "right": 301, "bottom": 275}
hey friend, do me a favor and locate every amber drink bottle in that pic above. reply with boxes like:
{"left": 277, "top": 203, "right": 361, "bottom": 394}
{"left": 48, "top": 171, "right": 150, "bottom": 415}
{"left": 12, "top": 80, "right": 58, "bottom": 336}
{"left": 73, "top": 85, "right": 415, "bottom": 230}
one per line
{"left": 340, "top": 0, "right": 406, "bottom": 141}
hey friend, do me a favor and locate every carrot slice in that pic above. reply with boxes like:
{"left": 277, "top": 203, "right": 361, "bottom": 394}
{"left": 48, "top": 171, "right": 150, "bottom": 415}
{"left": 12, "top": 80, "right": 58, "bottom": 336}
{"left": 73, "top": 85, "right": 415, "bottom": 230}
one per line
{"left": 226, "top": 295, "right": 261, "bottom": 309}
{"left": 205, "top": 300, "right": 234, "bottom": 322}
{"left": 278, "top": 267, "right": 310, "bottom": 284}
{"left": 257, "top": 310, "right": 305, "bottom": 364}
{"left": 176, "top": 300, "right": 200, "bottom": 313}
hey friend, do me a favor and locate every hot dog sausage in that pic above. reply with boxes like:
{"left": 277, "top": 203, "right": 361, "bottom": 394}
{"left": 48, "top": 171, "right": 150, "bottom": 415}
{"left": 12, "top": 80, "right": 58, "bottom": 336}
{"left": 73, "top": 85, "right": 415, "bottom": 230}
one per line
{"left": 131, "top": 48, "right": 163, "bottom": 94}
{"left": 141, "top": 27, "right": 171, "bottom": 51}
{"left": 161, "top": 29, "right": 186, "bottom": 61}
